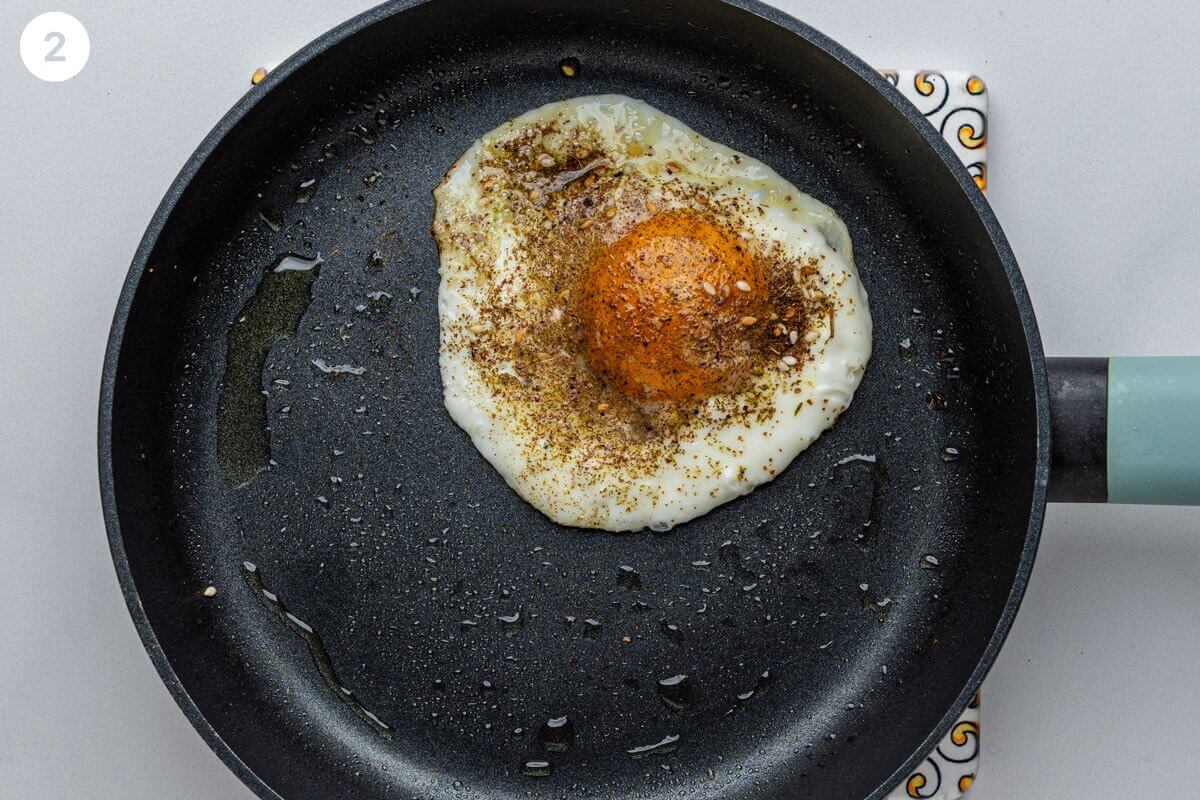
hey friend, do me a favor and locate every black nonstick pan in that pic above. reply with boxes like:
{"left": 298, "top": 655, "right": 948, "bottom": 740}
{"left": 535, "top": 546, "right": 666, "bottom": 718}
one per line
{"left": 98, "top": 1, "right": 1200, "bottom": 798}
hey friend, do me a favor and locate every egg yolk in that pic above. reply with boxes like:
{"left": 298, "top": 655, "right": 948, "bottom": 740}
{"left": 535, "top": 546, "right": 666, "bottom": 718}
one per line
{"left": 582, "top": 212, "right": 769, "bottom": 401}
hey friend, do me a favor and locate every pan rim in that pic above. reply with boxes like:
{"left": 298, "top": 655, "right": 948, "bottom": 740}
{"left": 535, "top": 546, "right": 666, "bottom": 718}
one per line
{"left": 97, "top": 1, "right": 1049, "bottom": 798}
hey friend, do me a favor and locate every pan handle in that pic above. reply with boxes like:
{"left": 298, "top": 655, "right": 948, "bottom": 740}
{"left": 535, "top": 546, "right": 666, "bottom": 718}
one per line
{"left": 1048, "top": 356, "right": 1200, "bottom": 504}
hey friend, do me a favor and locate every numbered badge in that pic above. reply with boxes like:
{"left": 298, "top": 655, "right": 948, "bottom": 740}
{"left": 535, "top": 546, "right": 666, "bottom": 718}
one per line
{"left": 21, "top": 12, "right": 89, "bottom": 82}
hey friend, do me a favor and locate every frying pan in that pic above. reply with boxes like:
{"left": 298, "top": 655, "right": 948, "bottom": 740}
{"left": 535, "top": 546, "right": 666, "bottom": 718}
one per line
{"left": 98, "top": 1, "right": 1200, "bottom": 798}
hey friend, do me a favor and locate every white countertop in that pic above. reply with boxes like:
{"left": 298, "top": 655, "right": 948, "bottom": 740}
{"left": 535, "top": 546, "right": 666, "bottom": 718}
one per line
{"left": 3, "top": 0, "right": 1199, "bottom": 797}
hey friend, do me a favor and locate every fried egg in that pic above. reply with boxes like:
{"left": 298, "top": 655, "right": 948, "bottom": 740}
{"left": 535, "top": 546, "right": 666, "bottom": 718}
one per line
{"left": 434, "top": 95, "right": 871, "bottom": 532}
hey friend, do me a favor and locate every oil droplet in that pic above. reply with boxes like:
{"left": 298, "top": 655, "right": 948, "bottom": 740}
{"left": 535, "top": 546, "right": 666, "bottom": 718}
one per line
{"left": 218, "top": 253, "right": 322, "bottom": 486}
{"left": 559, "top": 57, "right": 580, "bottom": 77}
{"left": 521, "top": 760, "right": 552, "bottom": 777}
{"left": 941, "top": 446, "right": 960, "bottom": 462}
{"left": 273, "top": 255, "right": 322, "bottom": 273}
{"left": 617, "top": 565, "right": 642, "bottom": 589}
{"left": 718, "top": 540, "right": 740, "bottom": 561}
{"left": 294, "top": 178, "right": 317, "bottom": 204}
{"left": 833, "top": 454, "right": 889, "bottom": 543}
{"left": 350, "top": 124, "right": 377, "bottom": 144}
{"left": 732, "top": 669, "right": 773, "bottom": 708}
{"left": 626, "top": 734, "right": 680, "bottom": 758}
{"left": 540, "top": 715, "right": 575, "bottom": 752}
{"left": 859, "top": 586, "right": 894, "bottom": 622}
{"left": 241, "top": 562, "right": 391, "bottom": 738}
{"left": 656, "top": 674, "right": 693, "bottom": 711}
{"left": 659, "top": 619, "right": 683, "bottom": 644}
{"left": 258, "top": 208, "right": 283, "bottom": 232}
{"left": 311, "top": 358, "right": 366, "bottom": 376}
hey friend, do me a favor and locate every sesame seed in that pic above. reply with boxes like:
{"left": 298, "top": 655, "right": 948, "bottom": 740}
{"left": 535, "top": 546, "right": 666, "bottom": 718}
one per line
{"left": 789, "top": 330, "right": 799, "bottom": 344}
{"left": 702, "top": 281, "right": 717, "bottom": 296}
{"left": 804, "top": 329, "right": 820, "bottom": 343}
{"left": 735, "top": 280, "right": 752, "bottom": 292}
{"left": 537, "top": 153, "right": 556, "bottom": 168}
{"left": 781, "top": 355, "right": 798, "bottom": 366}
{"left": 740, "top": 316, "right": 758, "bottom": 326}
{"left": 202, "top": 586, "right": 217, "bottom": 598}
{"left": 605, "top": 205, "right": 617, "bottom": 219}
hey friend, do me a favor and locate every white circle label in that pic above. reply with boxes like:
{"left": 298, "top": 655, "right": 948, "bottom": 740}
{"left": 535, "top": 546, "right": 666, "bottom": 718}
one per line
{"left": 21, "top": 12, "right": 89, "bottom": 82}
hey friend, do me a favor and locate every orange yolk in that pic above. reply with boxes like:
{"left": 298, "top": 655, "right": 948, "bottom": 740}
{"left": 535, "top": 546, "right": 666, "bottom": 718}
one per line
{"left": 582, "top": 212, "right": 768, "bottom": 401}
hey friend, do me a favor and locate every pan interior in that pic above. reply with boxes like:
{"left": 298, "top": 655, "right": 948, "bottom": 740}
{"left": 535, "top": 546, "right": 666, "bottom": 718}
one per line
{"left": 106, "top": 2, "right": 1039, "bottom": 798}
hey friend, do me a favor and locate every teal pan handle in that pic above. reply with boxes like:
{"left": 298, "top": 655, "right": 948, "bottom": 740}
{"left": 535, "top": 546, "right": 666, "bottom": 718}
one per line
{"left": 1048, "top": 356, "right": 1200, "bottom": 504}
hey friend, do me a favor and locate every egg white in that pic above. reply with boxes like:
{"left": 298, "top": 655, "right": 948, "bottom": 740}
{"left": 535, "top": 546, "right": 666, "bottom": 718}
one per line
{"left": 435, "top": 95, "right": 872, "bottom": 531}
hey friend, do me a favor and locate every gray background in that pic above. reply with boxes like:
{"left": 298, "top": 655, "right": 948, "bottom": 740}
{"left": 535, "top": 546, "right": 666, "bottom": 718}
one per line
{"left": 3, "top": 0, "right": 1198, "bottom": 797}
